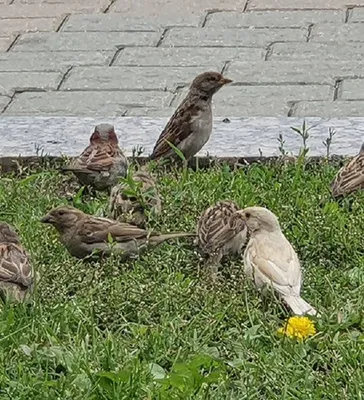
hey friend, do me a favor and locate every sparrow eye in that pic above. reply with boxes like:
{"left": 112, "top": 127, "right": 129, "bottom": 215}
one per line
{"left": 245, "top": 212, "right": 251, "bottom": 219}
{"left": 58, "top": 211, "right": 65, "bottom": 216}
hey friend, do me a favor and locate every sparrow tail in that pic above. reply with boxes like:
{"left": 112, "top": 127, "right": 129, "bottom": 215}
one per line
{"left": 152, "top": 232, "right": 195, "bottom": 245}
{"left": 283, "top": 295, "right": 317, "bottom": 316}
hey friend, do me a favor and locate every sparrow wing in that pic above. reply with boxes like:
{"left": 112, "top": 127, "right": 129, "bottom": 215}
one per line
{"left": 331, "top": 153, "right": 364, "bottom": 197}
{"left": 150, "top": 96, "right": 202, "bottom": 160}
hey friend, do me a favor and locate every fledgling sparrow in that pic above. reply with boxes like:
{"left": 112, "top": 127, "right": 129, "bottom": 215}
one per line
{"left": 239, "top": 207, "right": 317, "bottom": 316}
{"left": 150, "top": 71, "right": 232, "bottom": 161}
{"left": 62, "top": 123, "right": 128, "bottom": 191}
{"left": 0, "top": 222, "right": 34, "bottom": 302}
{"left": 196, "top": 201, "right": 247, "bottom": 280}
{"left": 331, "top": 142, "right": 364, "bottom": 198}
{"left": 108, "top": 170, "right": 162, "bottom": 228}
{"left": 41, "top": 206, "right": 194, "bottom": 260}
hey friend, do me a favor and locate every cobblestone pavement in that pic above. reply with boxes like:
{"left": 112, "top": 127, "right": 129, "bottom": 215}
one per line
{"left": 1, "top": 0, "right": 364, "bottom": 117}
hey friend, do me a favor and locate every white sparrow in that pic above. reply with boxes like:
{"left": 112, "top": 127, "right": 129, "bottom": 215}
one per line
{"left": 0, "top": 222, "right": 34, "bottom": 302}
{"left": 239, "top": 207, "right": 317, "bottom": 316}
{"left": 196, "top": 201, "right": 247, "bottom": 279}
{"left": 331, "top": 142, "right": 364, "bottom": 198}
{"left": 150, "top": 71, "right": 232, "bottom": 161}
{"left": 108, "top": 170, "right": 162, "bottom": 228}
{"left": 62, "top": 123, "right": 128, "bottom": 191}
{"left": 41, "top": 206, "right": 194, "bottom": 260}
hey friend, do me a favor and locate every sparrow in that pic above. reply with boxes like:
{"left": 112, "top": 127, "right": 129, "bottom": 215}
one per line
{"left": 239, "top": 207, "right": 317, "bottom": 316}
{"left": 0, "top": 222, "right": 34, "bottom": 302}
{"left": 150, "top": 71, "right": 232, "bottom": 161}
{"left": 41, "top": 206, "right": 194, "bottom": 260}
{"left": 196, "top": 201, "right": 247, "bottom": 279}
{"left": 108, "top": 170, "right": 162, "bottom": 228}
{"left": 331, "top": 142, "right": 364, "bottom": 198}
{"left": 62, "top": 123, "right": 128, "bottom": 191}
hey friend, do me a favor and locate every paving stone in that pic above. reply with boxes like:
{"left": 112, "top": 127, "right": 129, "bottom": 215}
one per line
{"left": 207, "top": 10, "right": 344, "bottom": 28}
{"left": 4, "top": 91, "right": 174, "bottom": 115}
{"left": 62, "top": 66, "right": 227, "bottom": 91}
{"left": 115, "top": 47, "right": 264, "bottom": 67}
{"left": 0, "top": 37, "right": 13, "bottom": 52}
{"left": 0, "top": 18, "right": 60, "bottom": 36}
{"left": 0, "top": 71, "right": 62, "bottom": 95}
{"left": 162, "top": 27, "right": 307, "bottom": 47}
{"left": 227, "top": 61, "right": 364, "bottom": 85}
{"left": 293, "top": 101, "right": 364, "bottom": 117}
{"left": 12, "top": 31, "right": 159, "bottom": 52}
{"left": 350, "top": 7, "right": 364, "bottom": 21}
{"left": 248, "top": 0, "right": 364, "bottom": 10}
{"left": 174, "top": 84, "right": 333, "bottom": 116}
{"left": 110, "top": 0, "right": 247, "bottom": 16}
{"left": 0, "top": 2, "right": 109, "bottom": 18}
{"left": 125, "top": 107, "right": 176, "bottom": 117}
{"left": 0, "top": 51, "right": 114, "bottom": 71}
{"left": 63, "top": 14, "right": 202, "bottom": 32}
{"left": 270, "top": 42, "right": 364, "bottom": 61}
{"left": 0, "top": 95, "right": 10, "bottom": 111}
{"left": 311, "top": 23, "right": 364, "bottom": 42}
{"left": 341, "top": 79, "right": 364, "bottom": 100}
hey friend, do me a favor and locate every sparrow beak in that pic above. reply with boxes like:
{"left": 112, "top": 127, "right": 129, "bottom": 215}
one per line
{"left": 219, "top": 77, "right": 233, "bottom": 85}
{"left": 40, "top": 214, "right": 54, "bottom": 224}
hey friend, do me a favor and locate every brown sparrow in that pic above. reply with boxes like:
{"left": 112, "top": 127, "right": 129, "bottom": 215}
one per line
{"left": 150, "top": 71, "right": 232, "bottom": 161}
{"left": 0, "top": 222, "right": 34, "bottom": 302}
{"left": 41, "top": 206, "right": 194, "bottom": 260}
{"left": 331, "top": 143, "right": 364, "bottom": 198}
{"left": 239, "top": 207, "right": 317, "bottom": 316}
{"left": 196, "top": 201, "right": 247, "bottom": 279}
{"left": 62, "top": 123, "right": 128, "bottom": 191}
{"left": 108, "top": 170, "right": 162, "bottom": 228}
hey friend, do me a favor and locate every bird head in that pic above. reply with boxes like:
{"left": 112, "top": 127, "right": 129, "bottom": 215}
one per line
{"left": 190, "top": 71, "right": 233, "bottom": 96}
{"left": 41, "top": 206, "right": 84, "bottom": 232}
{"left": 0, "top": 222, "right": 20, "bottom": 244}
{"left": 90, "top": 123, "right": 118, "bottom": 145}
{"left": 237, "top": 207, "right": 280, "bottom": 233}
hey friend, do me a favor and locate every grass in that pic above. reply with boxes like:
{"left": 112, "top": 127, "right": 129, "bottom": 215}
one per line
{"left": 1, "top": 156, "right": 364, "bottom": 399}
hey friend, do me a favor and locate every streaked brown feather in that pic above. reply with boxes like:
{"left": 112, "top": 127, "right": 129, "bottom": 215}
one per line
{"left": 150, "top": 95, "right": 202, "bottom": 160}
{"left": 331, "top": 152, "right": 364, "bottom": 197}
{"left": 197, "top": 201, "right": 244, "bottom": 254}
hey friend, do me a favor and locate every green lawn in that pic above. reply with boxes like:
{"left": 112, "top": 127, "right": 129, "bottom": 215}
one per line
{"left": 0, "top": 158, "right": 364, "bottom": 399}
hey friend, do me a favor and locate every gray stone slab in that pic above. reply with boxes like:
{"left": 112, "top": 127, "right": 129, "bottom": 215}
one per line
{"left": 207, "top": 10, "right": 344, "bottom": 28}
{"left": 270, "top": 42, "right": 364, "bottom": 61}
{"left": 162, "top": 27, "right": 307, "bottom": 48}
{"left": 4, "top": 91, "right": 174, "bottom": 116}
{"left": 12, "top": 31, "right": 160, "bottom": 52}
{"left": 62, "top": 66, "right": 221, "bottom": 91}
{"left": 115, "top": 47, "right": 264, "bottom": 67}
{"left": 0, "top": 17, "right": 60, "bottom": 36}
{"left": 63, "top": 14, "right": 202, "bottom": 31}
{"left": 1, "top": 116, "right": 364, "bottom": 158}
{"left": 247, "top": 0, "right": 364, "bottom": 9}
{"left": 341, "top": 79, "right": 364, "bottom": 100}
{"left": 350, "top": 7, "right": 364, "bottom": 21}
{"left": 227, "top": 61, "right": 364, "bottom": 85}
{"left": 0, "top": 51, "right": 114, "bottom": 72}
{"left": 174, "top": 84, "right": 333, "bottom": 111}
{"left": 0, "top": 71, "right": 62, "bottom": 95}
{"left": 0, "top": 2, "right": 109, "bottom": 17}
{"left": 0, "top": 95, "right": 10, "bottom": 111}
{"left": 311, "top": 23, "right": 364, "bottom": 42}
{"left": 293, "top": 101, "right": 364, "bottom": 117}
{"left": 125, "top": 107, "right": 176, "bottom": 117}
{"left": 0, "top": 36, "right": 12, "bottom": 52}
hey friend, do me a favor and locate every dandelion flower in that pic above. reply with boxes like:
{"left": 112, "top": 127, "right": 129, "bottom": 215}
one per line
{"left": 277, "top": 316, "right": 316, "bottom": 341}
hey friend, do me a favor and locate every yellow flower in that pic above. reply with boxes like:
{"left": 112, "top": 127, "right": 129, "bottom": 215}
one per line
{"left": 277, "top": 316, "right": 316, "bottom": 341}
